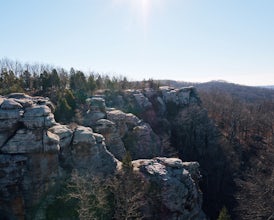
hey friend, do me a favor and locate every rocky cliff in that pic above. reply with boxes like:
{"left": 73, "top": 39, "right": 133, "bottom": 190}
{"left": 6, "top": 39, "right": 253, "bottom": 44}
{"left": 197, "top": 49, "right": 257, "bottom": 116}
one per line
{"left": 0, "top": 92, "right": 206, "bottom": 219}
{"left": 94, "top": 86, "right": 235, "bottom": 219}
{"left": 0, "top": 94, "right": 118, "bottom": 219}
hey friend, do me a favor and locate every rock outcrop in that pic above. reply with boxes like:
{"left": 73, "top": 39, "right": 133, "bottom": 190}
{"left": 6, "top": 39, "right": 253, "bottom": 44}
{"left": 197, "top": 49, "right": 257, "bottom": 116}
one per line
{"left": 93, "top": 119, "right": 126, "bottom": 160}
{"left": 84, "top": 100, "right": 163, "bottom": 160}
{"left": 84, "top": 97, "right": 106, "bottom": 126}
{"left": 132, "top": 157, "right": 205, "bottom": 220}
{"left": 106, "top": 109, "right": 161, "bottom": 159}
{"left": 0, "top": 94, "right": 118, "bottom": 219}
{"left": 0, "top": 92, "right": 206, "bottom": 219}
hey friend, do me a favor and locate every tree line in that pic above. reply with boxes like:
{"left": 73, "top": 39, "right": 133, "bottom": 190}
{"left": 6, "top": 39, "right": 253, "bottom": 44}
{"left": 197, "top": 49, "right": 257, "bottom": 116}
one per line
{"left": 0, "top": 58, "right": 132, "bottom": 95}
{"left": 0, "top": 58, "right": 159, "bottom": 122}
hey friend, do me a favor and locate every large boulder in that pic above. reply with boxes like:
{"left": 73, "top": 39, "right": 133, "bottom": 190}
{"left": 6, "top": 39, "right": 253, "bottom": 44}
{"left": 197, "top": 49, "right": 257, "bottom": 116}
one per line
{"left": 106, "top": 109, "right": 139, "bottom": 137}
{"left": 84, "top": 97, "right": 107, "bottom": 126}
{"left": 0, "top": 99, "right": 23, "bottom": 110}
{"left": 124, "top": 122, "right": 162, "bottom": 159}
{"left": 22, "top": 105, "right": 56, "bottom": 129}
{"left": 71, "top": 125, "right": 118, "bottom": 175}
{"left": 93, "top": 119, "right": 126, "bottom": 160}
{"left": 132, "top": 157, "right": 205, "bottom": 220}
{"left": 133, "top": 92, "right": 153, "bottom": 109}
{"left": 49, "top": 124, "right": 73, "bottom": 149}
{"left": 160, "top": 86, "right": 200, "bottom": 107}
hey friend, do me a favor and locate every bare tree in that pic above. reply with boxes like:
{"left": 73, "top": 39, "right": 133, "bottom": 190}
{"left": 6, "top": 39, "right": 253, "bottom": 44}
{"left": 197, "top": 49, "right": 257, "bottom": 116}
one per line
{"left": 66, "top": 170, "right": 110, "bottom": 220}
{"left": 108, "top": 152, "right": 149, "bottom": 220}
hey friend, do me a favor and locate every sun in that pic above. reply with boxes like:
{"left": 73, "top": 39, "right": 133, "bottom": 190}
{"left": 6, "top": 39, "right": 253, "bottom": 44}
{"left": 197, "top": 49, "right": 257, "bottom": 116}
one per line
{"left": 133, "top": 0, "right": 151, "bottom": 26}
{"left": 112, "top": 0, "right": 164, "bottom": 30}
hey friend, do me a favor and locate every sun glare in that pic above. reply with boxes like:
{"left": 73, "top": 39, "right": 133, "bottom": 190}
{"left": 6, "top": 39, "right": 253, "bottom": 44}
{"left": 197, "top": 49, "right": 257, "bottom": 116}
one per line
{"left": 141, "top": 0, "right": 151, "bottom": 25}
{"left": 112, "top": 0, "right": 152, "bottom": 24}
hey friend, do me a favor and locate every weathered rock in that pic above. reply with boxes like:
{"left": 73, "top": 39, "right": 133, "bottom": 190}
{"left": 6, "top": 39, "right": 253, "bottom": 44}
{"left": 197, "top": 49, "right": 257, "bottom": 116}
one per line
{"left": 107, "top": 110, "right": 129, "bottom": 137}
{"left": 182, "top": 161, "right": 201, "bottom": 182}
{"left": 86, "top": 97, "right": 106, "bottom": 110}
{"left": 85, "top": 110, "right": 106, "bottom": 126}
{"left": 84, "top": 97, "right": 107, "bottom": 126}
{"left": 133, "top": 92, "right": 152, "bottom": 109}
{"left": 1, "top": 129, "right": 42, "bottom": 154}
{"left": 125, "top": 122, "right": 161, "bottom": 159}
{"left": 124, "top": 113, "right": 140, "bottom": 127}
{"left": 49, "top": 124, "right": 73, "bottom": 149}
{"left": 13, "top": 98, "right": 33, "bottom": 108}
{"left": 23, "top": 105, "right": 51, "bottom": 117}
{"left": 0, "top": 118, "right": 20, "bottom": 131}
{"left": 94, "top": 119, "right": 126, "bottom": 160}
{"left": 73, "top": 126, "right": 96, "bottom": 145}
{"left": 71, "top": 125, "right": 118, "bottom": 175}
{"left": 132, "top": 157, "right": 205, "bottom": 220}
{"left": 107, "top": 109, "right": 139, "bottom": 137}
{"left": 0, "top": 99, "right": 23, "bottom": 110}
{"left": 161, "top": 86, "right": 178, "bottom": 104}
{"left": 160, "top": 86, "right": 200, "bottom": 106}
{"left": 0, "top": 109, "right": 22, "bottom": 120}
{"left": 7, "top": 93, "right": 32, "bottom": 99}
{"left": 43, "top": 131, "right": 60, "bottom": 153}
{"left": 1, "top": 129, "right": 60, "bottom": 154}
{"left": 0, "top": 92, "right": 206, "bottom": 220}
{"left": 22, "top": 113, "right": 56, "bottom": 129}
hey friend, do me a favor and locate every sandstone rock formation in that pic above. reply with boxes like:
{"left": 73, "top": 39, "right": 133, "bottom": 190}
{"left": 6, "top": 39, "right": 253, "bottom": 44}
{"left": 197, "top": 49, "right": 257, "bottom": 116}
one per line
{"left": 0, "top": 94, "right": 118, "bottom": 219}
{"left": 106, "top": 109, "right": 161, "bottom": 159}
{"left": 84, "top": 101, "right": 163, "bottom": 160}
{"left": 84, "top": 96, "right": 106, "bottom": 126}
{"left": 93, "top": 119, "right": 126, "bottom": 160}
{"left": 132, "top": 157, "right": 206, "bottom": 220}
{"left": 0, "top": 92, "right": 206, "bottom": 219}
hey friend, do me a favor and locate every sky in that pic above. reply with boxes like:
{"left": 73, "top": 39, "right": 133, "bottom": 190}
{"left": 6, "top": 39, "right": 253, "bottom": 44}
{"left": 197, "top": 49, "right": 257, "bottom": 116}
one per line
{"left": 0, "top": 0, "right": 274, "bottom": 86}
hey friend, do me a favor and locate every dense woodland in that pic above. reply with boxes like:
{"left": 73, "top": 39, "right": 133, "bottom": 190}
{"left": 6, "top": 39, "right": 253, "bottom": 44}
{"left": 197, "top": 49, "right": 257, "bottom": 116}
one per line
{"left": 1, "top": 59, "right": 274, "bottom": 219}
{"left": 198, "top": 83, "right": 274, "bottom": 219}
{"left": 167, "top": 80, "right": 274, "bottom": 219}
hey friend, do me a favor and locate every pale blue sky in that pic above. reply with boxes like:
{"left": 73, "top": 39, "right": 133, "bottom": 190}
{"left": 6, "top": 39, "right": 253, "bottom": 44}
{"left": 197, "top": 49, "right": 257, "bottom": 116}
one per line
{"left": 1, "top": 0, "right": 274, "bottom": 85}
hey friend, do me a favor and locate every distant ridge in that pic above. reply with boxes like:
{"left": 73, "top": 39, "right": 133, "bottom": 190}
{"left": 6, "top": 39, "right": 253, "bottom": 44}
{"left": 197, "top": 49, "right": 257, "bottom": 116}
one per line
{"left": 259, "top": 85, "right": 274, "bottom": 90}
{"left": 159, "top": 80, "right": 274, "bottom": 102}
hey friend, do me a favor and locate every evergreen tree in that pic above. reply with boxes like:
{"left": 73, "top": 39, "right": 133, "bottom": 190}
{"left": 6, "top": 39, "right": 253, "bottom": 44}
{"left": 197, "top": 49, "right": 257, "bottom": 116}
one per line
{"left": 217, "top": 206, "right": 231, "bottom": 220}
{"left": 55, "top": 98, "right": 73, "bottom": 122}
{"left": 87, "top": 74, "right": 97, "bottom": 94}
{"left": 50, "top": 68, "right": 61, "bottom": 88}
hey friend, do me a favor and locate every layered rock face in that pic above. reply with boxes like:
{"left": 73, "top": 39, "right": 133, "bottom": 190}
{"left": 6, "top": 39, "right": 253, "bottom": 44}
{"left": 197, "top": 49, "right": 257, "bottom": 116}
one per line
{"left": 0, "top": 92, "right": 206, "bottom": 219}
{"left": 84, "top": 97, "right": 162, "bottom": 160}
{"left": 0, "top": 94, "right": 59, "bottom": 219}
{"left": 100, "top": 86, "right": 201, "bottom": 157}
{"left": 132, "top": 157, "right": 206, "bottom": 220}
{"left": 0, "top": 94, "right": 118, "bottom": 219}
{"left": 103, "top": 86, "right": 231, "bottom": 218}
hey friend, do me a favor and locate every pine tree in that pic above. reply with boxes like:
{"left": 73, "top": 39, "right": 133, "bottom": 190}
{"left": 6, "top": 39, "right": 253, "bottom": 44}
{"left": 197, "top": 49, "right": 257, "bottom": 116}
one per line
{"left": 217, "top": 206, "right": 231, "bottom": 220}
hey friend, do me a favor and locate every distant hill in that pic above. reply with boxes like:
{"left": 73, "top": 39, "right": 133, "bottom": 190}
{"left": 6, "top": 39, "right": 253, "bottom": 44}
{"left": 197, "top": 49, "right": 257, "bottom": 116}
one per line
{"left": 160, "top": 80, "right": 274, "bottom": 103}
{"left": 259, "top": 85, "right": 274, "bottom": 90}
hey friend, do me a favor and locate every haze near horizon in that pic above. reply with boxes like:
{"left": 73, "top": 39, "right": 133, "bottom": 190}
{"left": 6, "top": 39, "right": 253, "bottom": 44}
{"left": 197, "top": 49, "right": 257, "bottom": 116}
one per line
{"left": 1, "top": 0, "right": 274, "bottom": 86}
